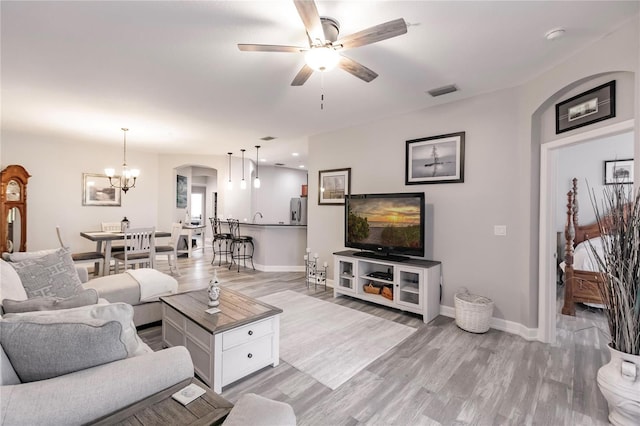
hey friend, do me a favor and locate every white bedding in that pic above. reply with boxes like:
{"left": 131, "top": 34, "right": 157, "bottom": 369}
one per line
{"left": 559, "top": 236, "right": 606, "bottom": 272}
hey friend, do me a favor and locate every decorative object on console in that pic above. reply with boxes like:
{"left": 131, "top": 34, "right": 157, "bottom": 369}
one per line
{"left": 207, "top": 269, "right": 221, "bottom": 307}
{"left": 303, "top": 248, "right": 327, "bottom": 290}
{"left": 405, "top": 132, "right": 465, "bottom": 185}
{"left": 82, "top": 173, "right": 121, "bottom": 207}
{"left": 121, "top": 216, "right": 130, "bottom": 232}
{"left": 176, "top": 174, "right": 187, "bottom": 208}
{"left": 1, "top": 165, "right": 30, "bottom": 253}
{"left": 318, "top": 168, "right": 350, "bottom": 205}
{"left": 555, "top": 80, "right": 616, "bottom": 134}
{"left": 604, "top": 159, "right": 633, "bottom": 185}
{"left": 105, "top": 128, "right": 139, "bottom": 194}
{"left": 590, "top": 182, "right": 640, "bottom": 426}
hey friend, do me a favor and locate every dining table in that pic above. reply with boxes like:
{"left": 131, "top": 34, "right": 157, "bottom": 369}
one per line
{"left": 80, "top": 230, "right": 171, "bottom": 275}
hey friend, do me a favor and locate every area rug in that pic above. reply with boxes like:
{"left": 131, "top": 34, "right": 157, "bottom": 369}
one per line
{"left": 258, "top": 290, "right": 416, "bottom": 390}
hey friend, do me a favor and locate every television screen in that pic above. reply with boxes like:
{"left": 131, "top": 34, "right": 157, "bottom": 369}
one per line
{"left": 345, "top": 192, "right": 425, "bottom": 259}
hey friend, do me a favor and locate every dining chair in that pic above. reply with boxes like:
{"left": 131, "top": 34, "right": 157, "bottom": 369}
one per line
{"left": 113, "top": 227, "right": 155, "bottom": 273}
{"left": 56, "top": 226, "right": 105, "bottom": 276}
{"left": 154, "top": 222, "right": 182, "bottom": 276}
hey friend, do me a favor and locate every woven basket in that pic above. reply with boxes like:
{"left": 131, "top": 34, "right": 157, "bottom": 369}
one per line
{"left": 454, "top": 289, "right": 494, "bottom": 333}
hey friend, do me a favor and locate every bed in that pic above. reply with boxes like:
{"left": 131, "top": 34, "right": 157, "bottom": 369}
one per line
{"left": 560, "top": 178, "right": 606, "bottom": 316}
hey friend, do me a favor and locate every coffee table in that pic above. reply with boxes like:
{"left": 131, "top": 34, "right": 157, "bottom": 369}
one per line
{"left": 91, "top": 378, "right": 233, "bottom": 425}
{"left": 161, "top": 288, "right": 283, "bottom": 393}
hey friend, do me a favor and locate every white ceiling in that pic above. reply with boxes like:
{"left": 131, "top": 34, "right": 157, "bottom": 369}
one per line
{"left": 2, "top": 1, "right": 638, "bottom": 169}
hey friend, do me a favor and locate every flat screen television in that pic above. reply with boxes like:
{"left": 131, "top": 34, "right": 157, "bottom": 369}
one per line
{"left": 345, "top": 192, "right": 425, "bottom": 261}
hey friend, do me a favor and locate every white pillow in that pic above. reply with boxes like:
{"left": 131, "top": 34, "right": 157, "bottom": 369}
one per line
{"left": 2, "top": 302, "right": 150, "bottom": 357}
{"left": 0, "top": 259, "right": 27, "bottom": 304}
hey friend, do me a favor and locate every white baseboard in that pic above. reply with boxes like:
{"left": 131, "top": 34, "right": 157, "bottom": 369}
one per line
{"left": 439, "top": 305, "right": 538, "bottom": 341}
{"left": 251, "top": 263, "right": 306, "bottom": 272}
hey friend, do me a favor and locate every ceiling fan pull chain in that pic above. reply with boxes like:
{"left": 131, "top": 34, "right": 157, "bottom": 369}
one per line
{"left": 320, "top": 72, "right": 325, "bottom": 110}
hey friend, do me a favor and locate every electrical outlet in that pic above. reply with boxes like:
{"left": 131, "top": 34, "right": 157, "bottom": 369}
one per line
{"left": 494, "top": 225, "right": 507, "bottom": 236}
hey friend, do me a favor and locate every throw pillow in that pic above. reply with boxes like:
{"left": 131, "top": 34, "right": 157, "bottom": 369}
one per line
{"left": 2, "top": 289, "right": 99, "bottom": 314}
{"left": 2, "top": 248, "right": 59, "bottom": 262}
{"left": 0, "top": 319, "right": 127, "bottom": 382}
{"left": 0, "top": 259, "right": 27, "bottom": 304}
{"left": 9, "top": 247, "right": 82, "bottom": 298}
{"left": 2, "top": 302, "right": 149, "bottom": 357}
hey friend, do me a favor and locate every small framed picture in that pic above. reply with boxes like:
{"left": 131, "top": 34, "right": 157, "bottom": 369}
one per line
{"left": 604, "top": 159, "right": 633, "bottom": 185}
{"left": 405, "top": 132, "right": 465, "bottom": 185}
{"left": 176, "top": 174, "right": 188, "bottom": 208}
{"left": 556, "top": 80, "right": 616, "bottom": 134}
{"left": 82, "top": 173, "right": 121, "bottom": 206}
{"left": 318, "top": 168, "right": 351, "bottom": 205}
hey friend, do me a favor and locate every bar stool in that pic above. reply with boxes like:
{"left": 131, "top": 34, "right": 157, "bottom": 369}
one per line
{"left": 227, "top": 219, "right": 254, "bottom": 272}
{"left": 210, "top": 217, "right": 232, "bottom": 266}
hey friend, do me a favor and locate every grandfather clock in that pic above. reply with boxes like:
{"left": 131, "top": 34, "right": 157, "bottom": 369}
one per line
{"left": 1, "top": 165, "right": 31, "bottom": 253}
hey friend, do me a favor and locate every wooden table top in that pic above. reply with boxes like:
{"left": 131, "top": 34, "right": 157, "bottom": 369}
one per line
{"left": 80, "top": 230, "right": 171, "bottom": 241}
{"left": 160, "top": 288, "right": 283, "bottom": 334}
{"left": 91, "top": 378, "right": 233, "bottom": 426}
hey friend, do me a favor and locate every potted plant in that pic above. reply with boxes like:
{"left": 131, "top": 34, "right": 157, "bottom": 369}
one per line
{"left": 590, "top": 182, "right": 640, "bottom": 426}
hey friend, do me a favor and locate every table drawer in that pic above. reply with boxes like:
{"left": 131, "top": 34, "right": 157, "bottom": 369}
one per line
{"left": 222, "top": 317, "right": 274, "bottom": 350}
{"left": 222, "top": 335, "right": 274, "bottom": 385}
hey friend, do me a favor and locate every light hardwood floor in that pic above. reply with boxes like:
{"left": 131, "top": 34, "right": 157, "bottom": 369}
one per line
{"left": 142, "top": 250, "right": 610, "bottom": 425}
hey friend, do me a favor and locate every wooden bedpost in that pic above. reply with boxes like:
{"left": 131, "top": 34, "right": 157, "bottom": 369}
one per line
{"left": 572, "top": 177, "right": 579, "bottom": 232}
{"left": 562, "top": 189, "right": 576, "bottom": 316}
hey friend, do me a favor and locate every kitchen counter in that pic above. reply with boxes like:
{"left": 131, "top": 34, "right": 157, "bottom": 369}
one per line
{"left": 237, "top": 223, "right": 306, "bottom": 272}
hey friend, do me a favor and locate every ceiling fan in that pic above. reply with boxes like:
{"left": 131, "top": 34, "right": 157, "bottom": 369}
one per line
{"left": 238, "top": 0, "right": 408, "bottom": 86}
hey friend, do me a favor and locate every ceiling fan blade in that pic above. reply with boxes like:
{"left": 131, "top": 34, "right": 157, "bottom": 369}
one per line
{"left": 291, "top": 64, "right": 314, "bottom": 86}
{"left": 293, "top": 0, "right": 325, "bottom": 45}
{"left": 336, "top": 18, "right": 408, "bottom": 50}
{"left": 338, "top": 56, "right": 378, "bottom": 83}
{"left": 238, "top": 44, "right": 304, "bottom": 53}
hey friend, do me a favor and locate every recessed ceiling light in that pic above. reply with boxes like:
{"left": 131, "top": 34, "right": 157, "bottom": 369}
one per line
{"left": 292, "top": 152, "right": 299, "bottom": 157}
{"left": 260, "top": 136, "right": 276, "bottom": 141}
{"left": 545, "top": 28, "right": 565, "bottom": 41}
{"left": 298, "top": 165, "right": 305, "bottom": 168}
{"left": 260, "top": 158, "right": 267, "bottom": 162}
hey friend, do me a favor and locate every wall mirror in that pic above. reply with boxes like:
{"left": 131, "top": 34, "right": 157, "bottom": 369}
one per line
{"left": 1, "top": 165, "right": 31, "bottom": 253}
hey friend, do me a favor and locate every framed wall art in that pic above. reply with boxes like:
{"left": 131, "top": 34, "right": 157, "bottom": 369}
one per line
{"left": 318, "top": 168, "right": 351, "bottom": 205}
{"left": 555, "top": 80, "right": 616, "bottom": 134}
{"left": 604, "top": 158, "right": 633, "bottom": 185}
{"left": 82, "top": 173, "right": 121, "bottom": 206}
{"left": 176, "top": 174, "right": 188, "bottom": 208}
{"left": 405, "top": 132, "right": 465, "bottom": 185}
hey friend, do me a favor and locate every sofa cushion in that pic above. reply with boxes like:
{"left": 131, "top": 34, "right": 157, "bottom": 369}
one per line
{"left": 0, "top": 319, "right": 127, "bottom": 383}
{"left": 9, "top": 247, "right": 83, "bottom": 298}
{"left": 2, "top": 248, "right": 59, "bottom": 262}
{"left": 2, "top": 302, "right": 150, "bottom": 358}
{"left": 0, "top": 344, "right": 21, "bottom": 385}
{"left": 2, "top": 289, "right": 99, "bottom": 314}
{"left": 0, "top": 259, "right": 27, "bottom": 304}
{"left": 84, "top": 273, "right": 141, "bottom": 306}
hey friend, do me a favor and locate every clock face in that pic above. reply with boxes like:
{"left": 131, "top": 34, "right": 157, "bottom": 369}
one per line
{"left": 6, "top": 180, "right": 20, "bottom": 201}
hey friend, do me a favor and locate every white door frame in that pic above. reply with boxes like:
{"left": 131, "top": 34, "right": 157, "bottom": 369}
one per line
{"left": 537, "top": 119, "right": 634, "bottom": 343}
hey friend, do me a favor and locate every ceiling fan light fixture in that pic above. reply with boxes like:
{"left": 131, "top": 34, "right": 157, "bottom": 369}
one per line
{"left": 305, "top": 47, "right": 340, "bottom": 72}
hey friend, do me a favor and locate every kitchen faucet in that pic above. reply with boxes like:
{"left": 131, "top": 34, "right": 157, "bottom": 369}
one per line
{"left": 252, "top": 212, "right": 263, "bottom": 223}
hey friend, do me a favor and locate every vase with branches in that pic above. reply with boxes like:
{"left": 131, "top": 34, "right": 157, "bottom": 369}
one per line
{"left": 590, "top": 181, "right": 640, "bottom": 426}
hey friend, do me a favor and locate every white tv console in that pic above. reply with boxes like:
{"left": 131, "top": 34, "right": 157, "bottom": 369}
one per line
{"left": 333, "top": 250, "right": 442, "bottom": 324}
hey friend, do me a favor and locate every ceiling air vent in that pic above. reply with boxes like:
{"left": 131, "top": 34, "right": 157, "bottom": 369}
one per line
{"left": 427, "top": 84, "right": 458, "bottom": 97}
{"left": 260, "top": 136, "right": 276, "bottom": 141}
{"left": 275, "top": 163, "right": 285, "bottom": 166}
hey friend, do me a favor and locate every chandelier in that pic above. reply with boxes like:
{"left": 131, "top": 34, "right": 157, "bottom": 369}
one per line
{"left": 105, "top": 128, "right": 139, "bottom": 194}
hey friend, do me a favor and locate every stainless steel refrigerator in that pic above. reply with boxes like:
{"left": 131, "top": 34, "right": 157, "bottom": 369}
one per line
{"left": 290, "top": 197, "right": 308, "bottom": 225}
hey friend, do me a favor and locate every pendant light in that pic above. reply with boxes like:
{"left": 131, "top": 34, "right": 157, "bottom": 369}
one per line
{"left": 254, "top": 145, "right": 261, "bottom": 188}
{"left": 240, "top": 149, "right": 247, "bottom": 190}
{"left": 105, "top": 128, "right": 140, "bottom": 194}
{"left": 226, "top": 152, "right": 233, "bottom": 190}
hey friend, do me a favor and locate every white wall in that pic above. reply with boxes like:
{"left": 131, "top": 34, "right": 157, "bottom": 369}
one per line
{"left": 252, "top": 166, "right": 307, "bottom": 224}
{"left": 307, "top": 16, "right": 639, "bottom": 329}
{"left": 0, "top": 131, "right": 159, "bottom": 252}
